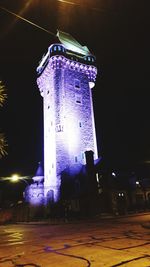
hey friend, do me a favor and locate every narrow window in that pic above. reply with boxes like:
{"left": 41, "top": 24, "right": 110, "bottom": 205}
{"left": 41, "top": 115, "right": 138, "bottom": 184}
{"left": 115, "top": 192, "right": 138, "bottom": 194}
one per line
{"left": 75, "top": 94, "right": 82, "bottom": 104}
{"left": 81, "top": 152, "right": 84, "bottom": 159}
{"left": 74, "top": 79, "right": 80, "bottom": 89}
{"left": 75, "top": 156, "right": 78, "bottom": 163}
{"left": 56, "top": 124, "right": 64, "bottom": 132}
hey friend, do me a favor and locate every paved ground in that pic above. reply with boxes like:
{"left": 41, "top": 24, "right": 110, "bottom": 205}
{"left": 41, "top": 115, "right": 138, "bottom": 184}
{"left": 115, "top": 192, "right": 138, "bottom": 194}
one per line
{"left": 0, "top": 212, "right": 150, "bottom": 266}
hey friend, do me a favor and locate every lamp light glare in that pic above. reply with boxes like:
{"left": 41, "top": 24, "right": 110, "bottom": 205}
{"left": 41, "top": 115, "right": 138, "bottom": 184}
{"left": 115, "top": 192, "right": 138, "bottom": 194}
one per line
{"left": 11, "top": 174, "right": 19, "bottom": 182}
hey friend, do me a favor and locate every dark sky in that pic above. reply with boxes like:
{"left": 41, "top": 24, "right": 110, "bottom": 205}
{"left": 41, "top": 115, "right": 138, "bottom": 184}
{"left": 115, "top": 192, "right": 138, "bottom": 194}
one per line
{"left": 0, "top": 0, "right": 149, "bottom": 177}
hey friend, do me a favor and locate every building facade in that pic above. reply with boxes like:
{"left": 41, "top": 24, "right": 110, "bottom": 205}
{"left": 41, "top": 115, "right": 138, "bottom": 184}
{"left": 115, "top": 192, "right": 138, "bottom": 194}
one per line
{"left": 36, "top": 31, "right": 98, "bottom": 203}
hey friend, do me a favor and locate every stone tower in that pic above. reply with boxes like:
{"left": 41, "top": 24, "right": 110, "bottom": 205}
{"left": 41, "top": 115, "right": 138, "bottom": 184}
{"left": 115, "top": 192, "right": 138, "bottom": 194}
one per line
{"left": 36, "top": 31, "right": 98, "bottom": 202}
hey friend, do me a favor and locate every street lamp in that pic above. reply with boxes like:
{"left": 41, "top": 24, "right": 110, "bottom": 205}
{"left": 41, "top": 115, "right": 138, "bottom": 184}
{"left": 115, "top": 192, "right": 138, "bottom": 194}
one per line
{"left": 11, "top": 174, "right": 29, "bottom": 186}
{"left": 9, "top": 174, "right": 30, "bottom": 203}
{"left": 11, "top": 174, "right": 20, "bottom": 182}
{"left": 9, "top": 174, "right": 30, "bottom": 222}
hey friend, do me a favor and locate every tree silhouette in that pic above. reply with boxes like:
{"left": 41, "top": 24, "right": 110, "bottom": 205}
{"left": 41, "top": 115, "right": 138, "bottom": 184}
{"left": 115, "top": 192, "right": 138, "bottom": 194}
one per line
{"left": 0, "top": 80, "right": 7, "bottom": 158}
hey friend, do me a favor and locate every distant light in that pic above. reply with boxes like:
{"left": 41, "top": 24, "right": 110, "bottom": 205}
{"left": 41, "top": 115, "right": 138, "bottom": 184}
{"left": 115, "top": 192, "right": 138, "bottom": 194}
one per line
{"left": 118, "top": 192, "right": 124, "bottom": 197}
{"left": 136, "top": 181, "right": 139, "bottom": 185}
{"left": 112, "top": 172, "right": 116, "bottom": 177}
{"left": 17, "top": 200, "right": 23, "bottom": 204}
{"left": 96, "top": 173, "right": 99, "bottom": 182}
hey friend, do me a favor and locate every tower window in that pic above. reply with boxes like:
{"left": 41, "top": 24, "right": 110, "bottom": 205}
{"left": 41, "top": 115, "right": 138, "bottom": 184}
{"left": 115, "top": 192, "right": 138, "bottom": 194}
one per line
{"left": 47, "top": 90, "right": 49, "bottom": 94}
{"left": 56, "top": 124, "right": 63, "bottom": 132}
{"left": 75, "top": 156, "right": 78, "bottom": 163}
{"left": 79, "top": 122, "right": 82, "bottom": 127}
{"left": 75, "top": 94, "right": 82, "bottom": 104}
{"left": 81, "top": 152, "right": 84, "bottom": 159}
{"left": 74, "top": 79, "right": 80, "bottom": 89}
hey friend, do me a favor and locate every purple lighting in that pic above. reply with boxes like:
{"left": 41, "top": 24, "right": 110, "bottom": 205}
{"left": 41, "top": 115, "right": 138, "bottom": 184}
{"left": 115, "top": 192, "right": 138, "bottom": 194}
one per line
{"left": 27, "top": 31, "right": 98, "bottom": 205}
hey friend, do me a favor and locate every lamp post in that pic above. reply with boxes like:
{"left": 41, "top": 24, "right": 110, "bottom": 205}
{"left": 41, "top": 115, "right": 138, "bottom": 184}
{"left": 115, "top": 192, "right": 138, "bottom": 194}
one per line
{"left": 10, "top": 174, "right": 30, "bottom": 222}
{"left": 10, "top": 174, "right": 31, "bottom": 203}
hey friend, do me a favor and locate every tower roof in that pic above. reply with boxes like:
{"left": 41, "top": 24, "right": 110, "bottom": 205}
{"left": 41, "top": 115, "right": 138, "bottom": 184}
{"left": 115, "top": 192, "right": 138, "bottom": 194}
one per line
{"left": 56, "top": 30, "right": 91, "bottom": 56}
{"left": 35, "top": 162, "right": 44, "bottom": 177}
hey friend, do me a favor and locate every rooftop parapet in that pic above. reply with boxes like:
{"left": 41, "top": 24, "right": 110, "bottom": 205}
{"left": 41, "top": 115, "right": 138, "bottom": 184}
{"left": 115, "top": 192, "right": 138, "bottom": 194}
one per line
{"left": 37, "top": 30, "right": 97, "bottom": 76}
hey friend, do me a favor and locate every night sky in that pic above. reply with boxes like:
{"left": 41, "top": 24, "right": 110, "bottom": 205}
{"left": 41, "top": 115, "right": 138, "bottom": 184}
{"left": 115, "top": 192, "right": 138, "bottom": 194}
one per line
{"left": 0, "top": 0, "right": 149, "bottom": 178}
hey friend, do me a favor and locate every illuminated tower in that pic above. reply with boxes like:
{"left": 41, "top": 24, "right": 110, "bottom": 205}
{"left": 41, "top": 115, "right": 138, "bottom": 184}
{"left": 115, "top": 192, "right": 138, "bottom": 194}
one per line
{"left": 36, "top": 31, "right": 98, "bottom": 202}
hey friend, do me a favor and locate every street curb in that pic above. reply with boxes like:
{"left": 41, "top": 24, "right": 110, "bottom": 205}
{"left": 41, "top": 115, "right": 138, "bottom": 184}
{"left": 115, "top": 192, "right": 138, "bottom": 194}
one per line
{"left": 13, "top": 211, "right": 150, "bottom": 225}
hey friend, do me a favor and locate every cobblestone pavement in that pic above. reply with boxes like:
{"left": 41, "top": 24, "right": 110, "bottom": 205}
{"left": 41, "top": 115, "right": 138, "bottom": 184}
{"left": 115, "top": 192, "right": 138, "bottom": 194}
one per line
{"left": 0, "top": 213, "right": 150, "bottom": 266}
